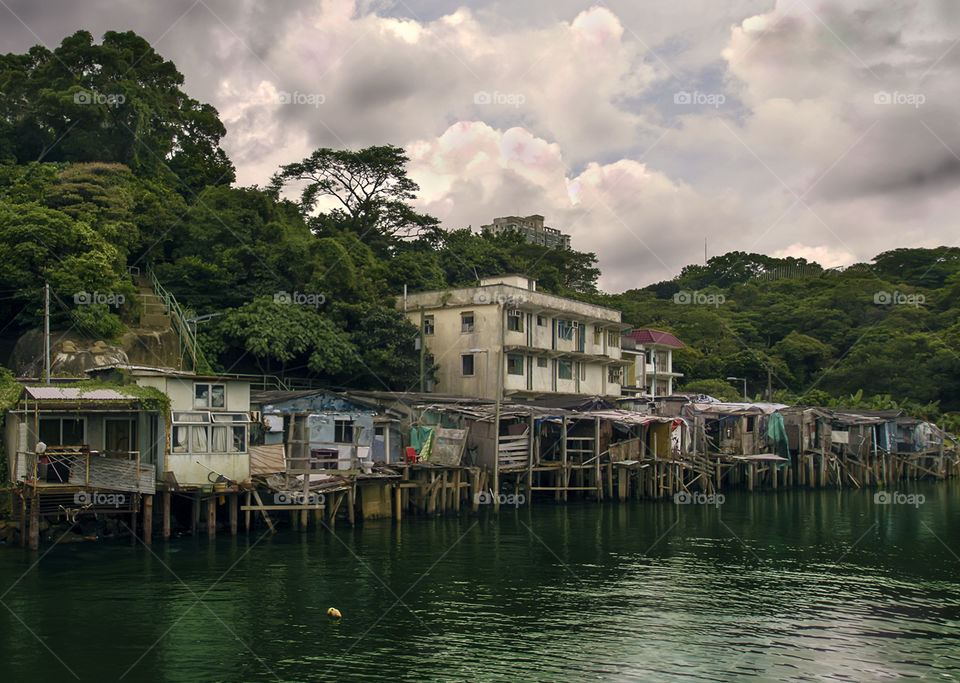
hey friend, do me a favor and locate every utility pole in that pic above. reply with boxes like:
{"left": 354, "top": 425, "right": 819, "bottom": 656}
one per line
{"left": 419, "top": 307, "right": 425, "bottom": 392}
{"left": 43, "top": 283, "right": 50, "bottom": 384}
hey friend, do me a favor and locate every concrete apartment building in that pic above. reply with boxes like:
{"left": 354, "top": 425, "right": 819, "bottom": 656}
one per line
{"left": 621, "top": 329, "right": 685, "bottom": 398}
{"left": 480, "top": 214, "right": 572, "bottom": 249}
{"left": 401, "top": 275, "right": 626, "bottom": 400}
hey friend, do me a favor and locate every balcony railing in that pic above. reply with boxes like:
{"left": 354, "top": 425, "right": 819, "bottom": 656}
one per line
{"left": 16, "top": 448, "right": 155, "bottom": 494}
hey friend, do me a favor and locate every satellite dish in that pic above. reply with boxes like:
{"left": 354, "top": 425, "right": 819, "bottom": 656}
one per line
{"left": 35, "top": 441, "right": 47, "bottom": 454}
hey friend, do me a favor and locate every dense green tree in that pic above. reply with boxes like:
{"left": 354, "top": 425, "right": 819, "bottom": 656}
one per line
{"left": 0, "top": 30, "right": 234, "bottom": 193}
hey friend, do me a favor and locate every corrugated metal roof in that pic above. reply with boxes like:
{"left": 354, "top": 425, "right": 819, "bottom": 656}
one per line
{"left": 25, "top": 387, "right": 134, "bottom": 400}
{"left": 623, "top": 329, "right": 685, "bottom": 348}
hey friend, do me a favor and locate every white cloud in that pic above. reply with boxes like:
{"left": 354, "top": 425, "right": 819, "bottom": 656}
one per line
{"left": 4, "top": 0, "right": 960, "bottom": 291}
{"left": 407, "top": 122, "right": 744, "bottom": 292}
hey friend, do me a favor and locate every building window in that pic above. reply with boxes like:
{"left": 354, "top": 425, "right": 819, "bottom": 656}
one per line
{"left": 607, "top": 331, "right": 620, "bottom": 347}
{"left": 507, "top": 310, "right": 523, "bottom": 332}
{"left": 608, "top": 367, "right": 622, "bottom": 383}
{"left": 172, "top": 412, "right": 247, "bottom": 454}
{"left": 461, "top": 312, "right": 475, "bottom": 333}
{"left": 105, "top": 419, "right": 137, "bottom": 453}
{"left": 507, "top": 354, "right": 524, "bottom": 375}
{"left": 537, "top": 315, "right": 546, "bottom": 327}
{"left": 462, "top": 354, "right": 475, "bottom": 376}
{"left": 38, "top": 418, "right": 85, "bottom": 446}
{"left": 537, "top": 357, "right": 548, "bottom": 368}
{"left": 194, "top": 383, "right": 225, "bottom": 409}
{"left": 557, "top": 360, "right": 573, "bottom": 380}
{"left": 557, "top": 320, "right": 574, "bottom": 340}
{"left": 423, "top": 315, "right": 434, "bottom": 336}
{"left": 334, "top": 419, "right": 354, "bottom": 444}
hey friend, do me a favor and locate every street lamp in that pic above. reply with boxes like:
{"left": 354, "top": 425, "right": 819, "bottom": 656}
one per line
{"left": 469, "top": 348, "right": 490, "bottom": 398}
{"left": 726, "top": 376, "right": 748, "bottom": 401}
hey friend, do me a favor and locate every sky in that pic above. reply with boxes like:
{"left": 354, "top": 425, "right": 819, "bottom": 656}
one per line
{"left": 3, "top": 0, "right": 959, "bottom": 292}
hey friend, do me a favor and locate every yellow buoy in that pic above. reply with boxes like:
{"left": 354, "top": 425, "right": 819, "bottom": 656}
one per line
{"left": 327, "top": 607, "right": 342, "bottom": 619}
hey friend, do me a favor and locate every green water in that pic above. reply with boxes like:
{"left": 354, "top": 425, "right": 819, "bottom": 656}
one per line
{"left": 2, "top": 484, "right": 960, "bottom": 682}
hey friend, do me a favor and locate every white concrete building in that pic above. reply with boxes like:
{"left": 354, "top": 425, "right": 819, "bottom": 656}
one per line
{"left": 401, "top": 275, "right": 626, "bottom": 400}
{"left": 621, "top": 329, "right": 685, "bottom": 398}
{"left": 88, "top": 365, "right": 252, "bottom": 486}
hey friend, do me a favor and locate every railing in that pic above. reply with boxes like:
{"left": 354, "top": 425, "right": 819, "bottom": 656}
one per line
{"left": 145, "top": 267, "right": 203, "bottom": 372}
{"left": 15, "top": 449, "right": 154, "bottom": 494}
{"left": 206, "top": 372, "right": 330, "bottom": 392}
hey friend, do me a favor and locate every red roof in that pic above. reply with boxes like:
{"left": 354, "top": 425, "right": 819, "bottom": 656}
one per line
{"left": 622, "top": 329, "right": 685, "bottom": 348}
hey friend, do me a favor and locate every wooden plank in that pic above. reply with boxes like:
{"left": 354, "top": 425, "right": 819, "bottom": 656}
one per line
{"left": 251, "top": 489, "right": 275, "bottom": 533}
{"left": 240, "top": 505, "right": 326, "bottom": 510}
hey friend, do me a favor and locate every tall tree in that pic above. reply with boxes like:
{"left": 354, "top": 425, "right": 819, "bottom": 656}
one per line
{"left": 270, "top": 145, "right": 440, "bottom": 245}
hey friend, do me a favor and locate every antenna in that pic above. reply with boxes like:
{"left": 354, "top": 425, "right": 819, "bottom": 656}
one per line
{"left": 704, "top": 238, "right": 707, "bottom": 265}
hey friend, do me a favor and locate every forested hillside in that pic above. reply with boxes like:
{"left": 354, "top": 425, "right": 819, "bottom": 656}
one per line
{"left": 598, "top": 250, "right": 960, "bottom": 416}
{"left": 0, "top": 31, "right": 601, "bottom": 391}
{"left": 1, "top": 30, "right": 958, "bottom": 421}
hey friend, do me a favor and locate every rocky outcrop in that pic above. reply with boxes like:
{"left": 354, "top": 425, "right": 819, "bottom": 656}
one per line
{"left": 10, "top": 327, "right": 184, "bottom": 377}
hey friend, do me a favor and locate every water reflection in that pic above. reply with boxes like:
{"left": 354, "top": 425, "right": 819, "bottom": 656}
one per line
{"left": 0, "top": 483, "right": 958, "bottom": 681}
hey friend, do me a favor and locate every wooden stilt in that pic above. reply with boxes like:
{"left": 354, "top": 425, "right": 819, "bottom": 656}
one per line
{"left": 162, "top": 491, "right": 171, "bottom": 539}
{"left": 143, "top": 495, "right": 153, "bottom": 545}
{"left": 191, "top": 493, "right": 200, "bottom": 536}
{"left": 29, "top": 496, "right": 39, "bottom": 550}
{"left": 394, "top": 484, "right": 402, "bottom": 521}
{"left": 207, "top": 496, "right": 216, "bottom": 539}
{"left": 244, "top": 490, "right": 252, "bottom": 531}
{"left": 348, "top": 484, "right": 356, "bottom": 526}
{"left": 131, "top": 497, "right": 139, "bottom": 544}
{"left": 250, "top": 489, "right": 275, "bottom": 533}
{"left": 229, "top": 493, "right": 238, "bottom": 536}
{"left": 20, "top": 495, "right": 27, "bottom": 547}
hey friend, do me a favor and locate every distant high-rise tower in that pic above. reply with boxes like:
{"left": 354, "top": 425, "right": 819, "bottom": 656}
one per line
{"left": 480, "top": 214, "right": 571, "bottom": 249}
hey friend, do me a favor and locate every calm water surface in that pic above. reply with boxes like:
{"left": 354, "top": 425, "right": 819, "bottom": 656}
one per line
{"left": 2, "top": 484, "right": 960, "bottom": 682}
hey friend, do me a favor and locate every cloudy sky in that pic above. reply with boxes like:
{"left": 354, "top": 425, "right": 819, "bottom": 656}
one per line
{"left": 3, "top": 0, "right": 959, "bottom": 291}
